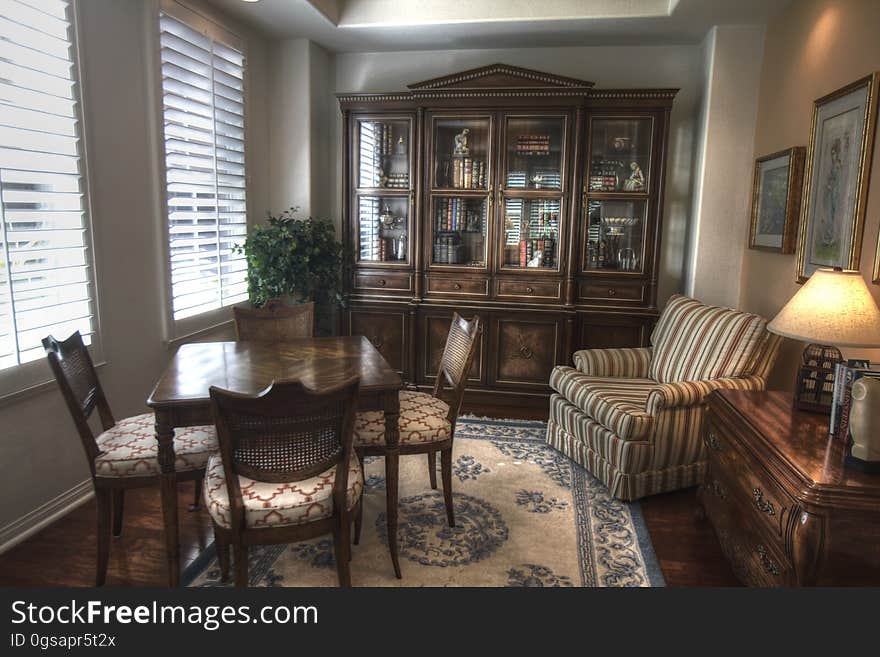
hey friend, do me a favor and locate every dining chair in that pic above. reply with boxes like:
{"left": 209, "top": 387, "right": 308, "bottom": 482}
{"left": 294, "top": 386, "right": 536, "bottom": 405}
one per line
{"left": 206, "top": 377, "right": 363, "bottom": 587}
{"left": 352, "top": 313, "right": 481, "bottom": 534}
{"left": 43, "top": 331, "right": 217, "bottom": 585}
{"left": 232, "top": 300, "right": 314, "bottom": 342}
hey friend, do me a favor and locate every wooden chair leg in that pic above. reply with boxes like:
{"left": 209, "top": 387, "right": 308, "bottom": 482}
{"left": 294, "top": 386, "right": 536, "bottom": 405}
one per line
{"left": 428, "top": 451, "right": 438, "bottom": 489}
{"left": 441, "top": 447, "right": 455, "bottom": 527}
{"left": 95, "top": 488, "right": 112, "bottom": 586}
{"left": 111, "top": 489, "right": 124, "bottom": 538}
{"left": 215, "top": 528, "right": 230, "bottom": 582}
{"left": 353, "top": 498, "right": 363, "bottom": 546}
{"left": 189, "top": 476, "right": 203, "bottom": 512}
{"left": 233, "top": 542, "right": 248, "bottom": 587}
{"left": 334, "top": 516, "right": 352, "bottom": 587}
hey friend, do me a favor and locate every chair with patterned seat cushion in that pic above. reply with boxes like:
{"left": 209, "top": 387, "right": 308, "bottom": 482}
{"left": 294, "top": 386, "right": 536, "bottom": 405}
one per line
{"left": 546, "top": 295, "right": 782, "bottom": 500}
{"left": 43, "top": 332, "right": 218, "bottom": 586}
{"left": 353, "top": 313, "right": 481, "bottom": 532}
{"left": 208, "top": 377, "right": 362, "bottom": 587}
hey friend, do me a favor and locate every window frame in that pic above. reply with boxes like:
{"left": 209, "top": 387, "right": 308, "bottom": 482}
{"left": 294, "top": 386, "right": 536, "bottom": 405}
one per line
{"left": 0, "top": 0, "right": 105, "bottom": 403}
{"left": 149, "top": 0, "right": 251, "bottom": 343}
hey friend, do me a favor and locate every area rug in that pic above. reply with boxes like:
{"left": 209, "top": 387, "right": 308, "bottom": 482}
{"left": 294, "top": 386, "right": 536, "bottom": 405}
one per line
{"left": 184, "top": 417, "right": 664, "bottom": 587}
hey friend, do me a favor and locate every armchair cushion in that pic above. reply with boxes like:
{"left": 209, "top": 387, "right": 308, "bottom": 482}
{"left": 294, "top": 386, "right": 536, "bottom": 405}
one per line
{"left": 572, "top": 346, "right": 652, "bottom": 378}
{"left": 645, "top": 375, "right": 766, "bottom": 414}
{"left": 549, "top": 366, "right": 655, "bottom": 441}
{"left": 649, "top": 295, "right": 768, "bottom": 384}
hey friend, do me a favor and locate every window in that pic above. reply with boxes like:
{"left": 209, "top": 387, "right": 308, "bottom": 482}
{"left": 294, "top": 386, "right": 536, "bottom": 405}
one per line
{"left": 158, "top": 1, "right": 248, "bottom": 326}
{"left": 0, "top": 0, "right": 99, "bottom": 385}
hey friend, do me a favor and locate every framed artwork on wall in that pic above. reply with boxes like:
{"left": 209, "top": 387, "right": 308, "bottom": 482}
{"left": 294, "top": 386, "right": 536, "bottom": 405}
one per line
{"left": 748, "top": 146, "right": 805, "bottom": 253}
{"left": 796, "top": 72, "right": 879, "bottom": 283}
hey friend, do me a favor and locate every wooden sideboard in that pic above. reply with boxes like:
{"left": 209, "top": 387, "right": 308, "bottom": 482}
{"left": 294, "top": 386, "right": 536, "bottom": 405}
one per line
{"left": 338, "top": 64, "right": 676, "bottom": 405}
{"left": 699, "top": 389, "right": 880, "bottom": 586}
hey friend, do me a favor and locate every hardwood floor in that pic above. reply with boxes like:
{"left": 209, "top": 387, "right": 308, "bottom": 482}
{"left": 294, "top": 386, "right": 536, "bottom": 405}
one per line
{"left": 0, "top": 403, "right": 737, "bottom": 587}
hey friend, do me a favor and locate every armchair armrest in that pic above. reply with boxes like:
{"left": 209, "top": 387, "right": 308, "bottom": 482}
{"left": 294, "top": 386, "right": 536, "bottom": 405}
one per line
{"left": 572, "top": 347, "right": 652, "bottom": 378}
{"left": 645, "top": 375, "right": 766, "bottom": 415}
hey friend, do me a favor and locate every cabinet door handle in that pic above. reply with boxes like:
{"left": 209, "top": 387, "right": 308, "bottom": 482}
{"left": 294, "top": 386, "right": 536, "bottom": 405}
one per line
{"left": 706, "top": 432, "right": 724, "bottom": 452}
{"left": 370, "top": 335, "right": 384, "bottom": 349}
{"left": 607, "top": 288, "right": 617, "bottom": 297}
{"left": 378, "top": 279, "right": 387, "bottom": 287}
{"left": 525, "top": 286, "right": 534, "bottom": 294}
{"left": 757, "top": 544, "right": 779, "bottom": 576}
{"left": 753, "top": 488, "right": 776, "bottom": 516}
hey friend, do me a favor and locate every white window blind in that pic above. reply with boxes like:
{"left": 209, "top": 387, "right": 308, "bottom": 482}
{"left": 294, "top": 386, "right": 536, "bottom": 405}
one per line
{"left": 158, "top": 5, "right": 248, "bottom": 322}
{"left": 0, "top": 0, "right": 97, "bottom": 373}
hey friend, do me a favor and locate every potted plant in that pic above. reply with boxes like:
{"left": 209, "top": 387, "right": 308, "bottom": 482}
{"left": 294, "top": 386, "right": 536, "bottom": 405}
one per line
{"left": 234, "top": 208, "right": 349, "bottom": 335}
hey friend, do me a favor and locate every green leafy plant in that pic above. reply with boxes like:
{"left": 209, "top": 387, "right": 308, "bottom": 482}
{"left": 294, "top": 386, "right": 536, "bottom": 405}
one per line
{"left": 234, "top": 208, "right": 349, "bottom": 311}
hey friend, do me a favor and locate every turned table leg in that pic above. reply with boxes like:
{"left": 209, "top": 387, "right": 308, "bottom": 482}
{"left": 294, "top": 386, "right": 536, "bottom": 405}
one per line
{"left": 383, "top": 389, "right": 402, "bottom": 579}
{"left": 155, "top": 412, "right": 180, "bottom": 587}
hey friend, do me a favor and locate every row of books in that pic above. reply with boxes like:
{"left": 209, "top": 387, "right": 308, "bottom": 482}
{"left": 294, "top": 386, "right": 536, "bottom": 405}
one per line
{"left": 518, "top": 237, "right": 556, "bottom": 268}
{"left": 372, "top": 123, "right": 395, "bottom": 157}
{"left": 830, "top": 361, "right": 880, "bottom": 440}
{"left": 515, "top": 135, "right": 551, "bottom": 155}
{"left": 383, "top": 172, "right": 409, "bottom": 189}
{"left": 443, "top": 157, "right": 486, "bottom": 189}
{"left": 588, "top": 175, "right": 619, "bottom": 192}
{"left": 435, "top": 198, "right": 484, "bottom": 232}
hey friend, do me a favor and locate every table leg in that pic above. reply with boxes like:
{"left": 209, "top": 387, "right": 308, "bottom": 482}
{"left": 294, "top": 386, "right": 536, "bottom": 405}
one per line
{"left": 155, "top": 413, "right": 180, "bottom": 587}
{"left": 383, "top": 390, "right": 402, "bottom": 579}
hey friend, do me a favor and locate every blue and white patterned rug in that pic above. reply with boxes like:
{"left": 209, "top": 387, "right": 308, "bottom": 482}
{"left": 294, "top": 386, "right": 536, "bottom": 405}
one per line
{"left": 185, "top": 417, "right": 664, "bottom": 587}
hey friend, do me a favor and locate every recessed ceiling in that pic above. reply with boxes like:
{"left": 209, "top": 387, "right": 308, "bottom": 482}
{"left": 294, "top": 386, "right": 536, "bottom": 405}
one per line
{"left": 205, "top": 0, "right": 790, "bottom": 51}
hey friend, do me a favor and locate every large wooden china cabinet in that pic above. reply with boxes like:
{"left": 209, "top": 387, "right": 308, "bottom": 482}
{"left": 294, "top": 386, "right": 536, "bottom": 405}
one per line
{"left": 339, "top": 65, "right": 676, "bottom": 405}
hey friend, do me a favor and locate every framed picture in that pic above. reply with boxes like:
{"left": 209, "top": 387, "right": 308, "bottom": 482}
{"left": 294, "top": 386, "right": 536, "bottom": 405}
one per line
{"left": 748, "top": 147, "right": 805, "bottom": 253}
{"left": 796, "top": 72, "right": 879, "bottom": 283}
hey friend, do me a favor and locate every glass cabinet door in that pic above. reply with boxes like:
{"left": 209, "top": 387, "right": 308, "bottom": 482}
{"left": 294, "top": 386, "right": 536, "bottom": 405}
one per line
{"left": 503, "top": 116, "right": 566, "bottom": 191}
{"left": 501, "top": 199, "right": 561, "bottom": 270}
{"left": 356, "top": 195, "right": 410, "bottom": 264}
{"left": 430, "top": 196, "right": 488, "bottom": 267}
{"left": 357, "top": 118, "right": 411, "bottom": 190}
{"left": 431, "top": 117, "right": 491, "bottom": 190}
{"left": 583, "top": 200, "right": 646, "bottom": 273}
{"left": 588, "top": 118, "right": 653, "bottom": 193}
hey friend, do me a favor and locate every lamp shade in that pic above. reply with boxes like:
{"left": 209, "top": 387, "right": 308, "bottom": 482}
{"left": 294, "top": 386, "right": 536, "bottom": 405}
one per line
{"left": 768, "top": 268, "right": 880, "bottom": 347}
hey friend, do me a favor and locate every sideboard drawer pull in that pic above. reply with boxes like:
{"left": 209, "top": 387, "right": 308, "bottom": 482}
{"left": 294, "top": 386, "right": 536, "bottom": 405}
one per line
{"left": 757, "top": 544, "right": 779, "bottom": 576}
{"left": 454, "top": 283, "right": 461, "bottom": 290}
{"left": 706, "top": 432, "right": 724, "bottom": 452}
{"left": 753, "top": 487, "right": 776, "bottom": 516}
{"left": 607, "top": 287, "right": 617, "bottom": 297}
{"left": 525, "top": 286, "right": 534, "bottom": 294}
{"left": 709, "top": 479, "right": 727, "bottom": 500}
{"left": 378, "top": 279, "right": 386, "bottom": 287}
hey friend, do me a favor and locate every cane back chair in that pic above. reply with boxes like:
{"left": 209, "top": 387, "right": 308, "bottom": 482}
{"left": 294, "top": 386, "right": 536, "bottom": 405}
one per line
{"left": 352, "top": 313, "right": 481, "bottom": 533}
{"left": 232, "top": 300, "right": 314, "bottom": 342}
{"left": 43, "top": 331, "right": 217, "bottom": 585}
{"left": 206, "top": 377, "right": 363, "bottom": 587}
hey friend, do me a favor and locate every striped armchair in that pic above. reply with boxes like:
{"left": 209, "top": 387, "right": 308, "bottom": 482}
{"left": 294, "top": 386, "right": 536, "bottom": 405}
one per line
{"left": 546, "top": 295, "right": 781, "bottom": 501}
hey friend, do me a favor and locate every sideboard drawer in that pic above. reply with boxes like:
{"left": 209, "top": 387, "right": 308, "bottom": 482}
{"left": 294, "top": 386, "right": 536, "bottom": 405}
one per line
{"left": 354, "top": 272, "right": 412, "bottom": 293}
{"left": 579, "top": 281, "right": 646, "bottom": 304}
{"left": 496, "top": 279, "right": 561, "bottom": 301}
{"left": 426, "top": 276, "right": 489, "bottom": 297}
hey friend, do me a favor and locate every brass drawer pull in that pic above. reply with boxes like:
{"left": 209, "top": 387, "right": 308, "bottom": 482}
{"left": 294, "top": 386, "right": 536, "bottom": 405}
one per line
{"left": 378, "top": 279, "right": 386, "bottom": 287}
{"left": 757, "top": 544, "right": 779, "bottom": 576}
{"left": 525, "top": 286, "right": 534, "bottom": 294}
{"left": 753, "top": 488, "right": 776, "bottom": 516}
{"left": 706, "top": 432, "right": 724, "bottom": 452}
{"left": 607, "top": 288, "right": 617, "bottom": 296}
{"left": 454, "top": 283, "right": 461, "bottom": 290}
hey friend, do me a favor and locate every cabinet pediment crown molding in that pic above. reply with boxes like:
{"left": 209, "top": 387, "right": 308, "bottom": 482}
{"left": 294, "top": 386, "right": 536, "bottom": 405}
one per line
{"left": 407, "top": 63, "right": 594, "bottom": 94}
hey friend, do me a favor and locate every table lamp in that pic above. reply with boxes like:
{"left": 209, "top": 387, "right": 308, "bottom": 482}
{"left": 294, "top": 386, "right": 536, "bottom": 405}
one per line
{"left": 768, "top": 267, "right": 880, "bottom": 415}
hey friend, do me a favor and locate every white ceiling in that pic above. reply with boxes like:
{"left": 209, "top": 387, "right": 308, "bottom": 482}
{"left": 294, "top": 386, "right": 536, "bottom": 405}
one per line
{"left": 205, "top": 0, "right": 791, "bottom": 51}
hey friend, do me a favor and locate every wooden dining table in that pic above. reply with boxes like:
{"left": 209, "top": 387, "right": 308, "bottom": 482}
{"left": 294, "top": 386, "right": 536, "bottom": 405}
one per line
{"left": 147, "top": 336, "right": 403, "bottom": 586}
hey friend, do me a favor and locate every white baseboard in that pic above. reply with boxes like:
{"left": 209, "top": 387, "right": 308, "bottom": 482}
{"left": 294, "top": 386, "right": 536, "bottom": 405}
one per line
{"left": 0, "top": 479, "right": 94, "bottom": 556}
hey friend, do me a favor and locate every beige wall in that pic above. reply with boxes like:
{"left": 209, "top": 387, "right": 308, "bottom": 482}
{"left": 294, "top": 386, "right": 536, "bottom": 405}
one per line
{"left": 739, "top": 0, "right": 880, "bottom": 389}
{"left": 0, "top": 0, "right": 270, "bottom": 547}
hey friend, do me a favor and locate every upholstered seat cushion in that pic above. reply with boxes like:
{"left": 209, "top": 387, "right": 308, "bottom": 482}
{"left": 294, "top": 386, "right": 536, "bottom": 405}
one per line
{"left": 94, "top": 413, "right": 217, "bottom": 478}
{"left": 354, "top": 390, "right": 451, "bottom": 446}
{"left": 204, "top": 453, "right": 363, "bottom": 529}
{"left": 649, "top": 294, "right": 768, "bottom": 383}
{"left": 549, "top": 366, "right": 655, "bottom": 440}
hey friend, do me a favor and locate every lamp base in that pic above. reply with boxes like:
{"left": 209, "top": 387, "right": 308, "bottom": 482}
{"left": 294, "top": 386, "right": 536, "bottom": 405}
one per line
{"left": 793, "top": 343, "right": 843, "bottom": 415}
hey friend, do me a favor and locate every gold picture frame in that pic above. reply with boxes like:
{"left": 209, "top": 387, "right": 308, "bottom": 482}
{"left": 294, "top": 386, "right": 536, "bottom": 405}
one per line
{"left": 748, "top": 147, "right": 805, "bottom": 253}
{"left": 796, "top": 72, "right": 879, "bottom": 283}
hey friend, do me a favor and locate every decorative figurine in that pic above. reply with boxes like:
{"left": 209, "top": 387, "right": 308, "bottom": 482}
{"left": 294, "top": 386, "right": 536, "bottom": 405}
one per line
{"left": 377, "top": 167, "right": 389, "bottom": 188}
{"left": 379, "top": 205, "right": 394, "bottom": 229}
{"left": 527, "top": 250, "right": 544, "bottom": 267}
{"left": 530, "top": 174, "right": 544, "bottom": 189}
{"left": 623, "top": 162, "right": 645, "bottom": 192}
{"left": 396, "top": 135, "right": 406, "bottom": 155}
{"left": 454, "top": 128, "right": 470, "bottom": 155}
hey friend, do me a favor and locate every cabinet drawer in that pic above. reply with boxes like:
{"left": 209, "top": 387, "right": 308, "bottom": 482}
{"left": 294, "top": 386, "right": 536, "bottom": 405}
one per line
{"left": 426, "top": 276, "right": 489, "bottom": 297}
{"left": 496, "top": 279, "right": 561, "bottom": 301}
{"left": 354, "top": 272, "right": 412, "bottom": 293}
{"left": 579, "top": 281, "right": 646, "bottom": 303}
